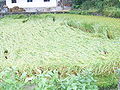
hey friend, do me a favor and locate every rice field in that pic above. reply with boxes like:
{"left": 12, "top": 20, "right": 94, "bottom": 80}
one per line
{"left": 0, "top": 14, "right": 120, "bottom": 87}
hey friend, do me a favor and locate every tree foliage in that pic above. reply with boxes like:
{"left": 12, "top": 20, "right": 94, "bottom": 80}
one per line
{"left": 72, "top": 0, "right": 120, "bottom": 9}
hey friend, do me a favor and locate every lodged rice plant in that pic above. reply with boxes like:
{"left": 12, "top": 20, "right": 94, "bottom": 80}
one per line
{"left": 0, "top": 14, "right": 120, "bottom": 88}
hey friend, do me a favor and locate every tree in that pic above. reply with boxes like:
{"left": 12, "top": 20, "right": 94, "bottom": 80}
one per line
{"left": 72, "top": 0, "right": 120, "bottom": 9}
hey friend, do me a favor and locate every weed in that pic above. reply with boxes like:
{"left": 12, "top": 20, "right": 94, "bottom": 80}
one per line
{"left": 0, "top": 67, "right": 98, "bottom": 90}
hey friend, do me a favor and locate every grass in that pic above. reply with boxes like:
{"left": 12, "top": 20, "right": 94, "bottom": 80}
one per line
{"left": 0, "top": 14, "right": 120, "bottom": 88}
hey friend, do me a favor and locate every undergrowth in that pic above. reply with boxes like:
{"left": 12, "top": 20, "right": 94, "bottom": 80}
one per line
{"left": 0, "top": 67, "right": 98, "bottom": 90}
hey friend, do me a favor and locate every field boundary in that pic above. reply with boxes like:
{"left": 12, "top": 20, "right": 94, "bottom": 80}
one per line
{"left": 0, "top": 10, "right": 70, "bottom": 16}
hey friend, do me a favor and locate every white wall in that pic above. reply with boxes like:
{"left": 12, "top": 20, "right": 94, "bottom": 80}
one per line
{"left": 6, "top": 0, "right": 57, "bottom": 8}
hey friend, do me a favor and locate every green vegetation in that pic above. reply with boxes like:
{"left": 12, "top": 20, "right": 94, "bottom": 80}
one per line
{"left": 103, "top": 7, "right": 120, "bottom": 18}
{"left": 0, "top": 14, "right": 120, "bottom": 89}
{"left": 72, "top": 0, "right": 120, "bottom": 18}
{"left": 72, "top": 0, "right": 120, "bottom": 9}
{"left": 0, "top": 67, "right": 98, "bottom": 90}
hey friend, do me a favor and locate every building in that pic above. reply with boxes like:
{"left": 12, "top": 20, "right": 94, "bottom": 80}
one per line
{"left": 6, "top": 0, "right": 58, "bottom": 8}
{"left": 0, "top": 0, "right": 72, "bottom": 12}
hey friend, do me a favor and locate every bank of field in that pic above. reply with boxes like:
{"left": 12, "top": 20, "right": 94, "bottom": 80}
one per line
{"left": 0, "top": 14, "right": 120, "bottom": 88}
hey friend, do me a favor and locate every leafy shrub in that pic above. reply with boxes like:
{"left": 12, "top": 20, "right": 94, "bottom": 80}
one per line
{"left": 80, "top": 1, "right": 95, "bottom": 10}
{"left": 35, "top": 70, "right": 98, "bottom": 90}
{"left": 72, "top": 0, "right": 120, "bottom": 18}
{"left": 72, "top": 0, "right": 120, "bottom": 10}
{"left": 0, "top": 67, "right": 98, "bottom": 90}
{"left": 72, "top": 5, "right": 81, "bottom": 9}
{"left": 0, "top": 67, "right": 25, "bottom": 90}
{"left": 103, "top": 7, "right": 120, "bottom": 18}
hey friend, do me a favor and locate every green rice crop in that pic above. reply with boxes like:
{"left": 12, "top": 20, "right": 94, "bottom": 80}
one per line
{"left": 0, "top": 14, "right": 120, "bottom": 87}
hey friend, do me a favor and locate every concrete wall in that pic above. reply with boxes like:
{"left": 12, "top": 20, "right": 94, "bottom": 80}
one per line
{"left": 6, "top": 0, "right": 57, "bottom": 8}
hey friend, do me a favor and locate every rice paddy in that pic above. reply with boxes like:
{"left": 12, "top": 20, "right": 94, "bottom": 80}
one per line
{"left": 0, "top": 14, "right": 120, "bottom": 87}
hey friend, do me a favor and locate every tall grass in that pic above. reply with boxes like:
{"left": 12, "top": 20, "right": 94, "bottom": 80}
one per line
{"left": 67, "top": 19, "right": 116, "bottom": 39}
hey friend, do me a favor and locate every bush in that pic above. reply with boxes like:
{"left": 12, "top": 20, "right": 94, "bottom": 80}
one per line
{"left": 0, "top": 67, "right": 98, "bottom": 90}
{"left": 80, "top": 1, "right": 95, "bottom": 10}
{"left": 103, "top": 7, "right": 120, "bottom": 18}
{"left": 73, "top": 0, "right": 120, "bottom": 9}
{"left": 72, "top": 0, "right": 120, "bottom": 16}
